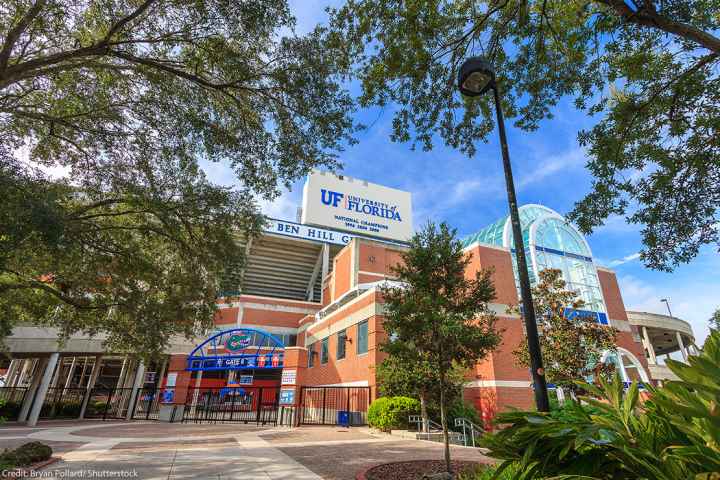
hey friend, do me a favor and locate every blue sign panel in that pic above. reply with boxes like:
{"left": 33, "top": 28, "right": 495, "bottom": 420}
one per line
{"left": 187, "top": 327, "right": 285, "bottom": 372}
{"left": 279, "top": 388, "right": 295, "bottom": 405}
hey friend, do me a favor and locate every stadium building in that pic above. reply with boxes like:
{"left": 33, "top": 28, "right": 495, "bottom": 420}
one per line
{"left": 1, "top": 171, "right": 700, "bottom": 427}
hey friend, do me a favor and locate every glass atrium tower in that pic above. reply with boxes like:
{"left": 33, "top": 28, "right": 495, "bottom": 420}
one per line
{"left": 462, "top": 204, "right": 607, "bottom": 314}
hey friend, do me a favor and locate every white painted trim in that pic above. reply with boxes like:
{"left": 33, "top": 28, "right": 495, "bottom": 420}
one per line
{"left": 357, "top": 270, "right": 388, "bottom": 278}
{"left": 462, "top": 241, "right": 511, "bottom": 253}
{"left": 465, "top": 380, "right": 531, "bottom": 388}
{"left": 224, "top": 294, "right": 321, "bottom": 306}
{"left": 313, "top": 380, "right": 369, "bottom": 387}
{"left": 595, "top": 265, "right": 616, "bottom": 274}
{"left": 241, "top": 302, "right": 318, "bottom": 315}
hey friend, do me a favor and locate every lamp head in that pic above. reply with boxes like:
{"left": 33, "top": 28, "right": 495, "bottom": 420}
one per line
{"left": 458, "top": 57, "right": 496, "bottom": 97}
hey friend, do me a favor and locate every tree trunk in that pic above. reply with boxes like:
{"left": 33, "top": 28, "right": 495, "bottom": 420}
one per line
{"left": 439, "top": 369, "right": 451, "bottom": 475}
{"left": 419, "top": 391, "right": 429, "bottom": 433}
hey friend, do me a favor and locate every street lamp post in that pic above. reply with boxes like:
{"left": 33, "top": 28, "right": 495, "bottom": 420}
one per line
{"left": 457, "top": 57, "right": 550, "bottom": 412}
{"left": 661, "top": 298, "right": 673, "bottom": 317}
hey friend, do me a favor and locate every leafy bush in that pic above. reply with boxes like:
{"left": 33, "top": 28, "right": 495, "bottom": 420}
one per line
{"left": 480, "top": 330, "right": 720, "bottom": 479}
{"left": 448, "top": 399, "right": 482, "bottom": 427}
{"left": 367, "top": 396, "right": 419, "bottom": 432}
{"left": 0, "top": 442, "right": 52, "bottom": 470}
{"left": 0, "top": 400, "right": 21, "bottom": 421}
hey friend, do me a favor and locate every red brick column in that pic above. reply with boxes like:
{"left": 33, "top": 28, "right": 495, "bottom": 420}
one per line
{"left": 164, "top": 354, "right": 192, "bottom": 404}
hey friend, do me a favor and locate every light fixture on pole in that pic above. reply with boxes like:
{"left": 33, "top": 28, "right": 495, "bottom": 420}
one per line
{"left": 661, "top": 298, "right": 673, "bottom": 317}
{"left": 457, "top": 57, "right": 550, "bottom": 412}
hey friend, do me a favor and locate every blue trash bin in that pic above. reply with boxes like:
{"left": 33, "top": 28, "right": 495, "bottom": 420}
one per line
{"left": 337, "top": 410, "right": 350, "bottom": 427}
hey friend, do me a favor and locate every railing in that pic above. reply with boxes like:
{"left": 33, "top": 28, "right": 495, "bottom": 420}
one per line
{"left": 0, "top": 387, "right": 28, "bottom": 420}
{"left": 454, "top": 417, "right": 484, "bottom": 447}
{"left": 40, "top": 387, "right": 88, "bottom": 419}
{"left": 408, "top": 415, "right": 469, "bottom": 445}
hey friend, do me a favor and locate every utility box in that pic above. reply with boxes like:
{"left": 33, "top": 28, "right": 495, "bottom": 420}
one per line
{"left": 337, "top": 410, "right": 350, "bottom": 427}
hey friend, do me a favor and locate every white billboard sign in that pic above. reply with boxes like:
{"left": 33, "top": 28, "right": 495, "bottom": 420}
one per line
{"left": 301, "top": 171, "right": 413, "bottom": 242}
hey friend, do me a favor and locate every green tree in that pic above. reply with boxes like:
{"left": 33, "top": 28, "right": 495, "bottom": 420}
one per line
{"left": 381, "top": 221, "right": 500, "bottom": 474}
{"left": 513, "top": 269, "right": 618, "bottom": 397}
{"left": 710, "top": 308, "right": 720, "bottom": 331}
{"left": 327, "top": 0, "right": 720, "bottom": 271}
{"left": 376, "top": 346, "right": 466, "bottom": 433}
{"left": 0, "top": 0, "right": 355, "bottom": 356}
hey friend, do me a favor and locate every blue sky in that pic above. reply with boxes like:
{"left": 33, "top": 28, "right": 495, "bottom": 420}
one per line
{"left": 205, "top": 1, "right": 718, "bottom": 346}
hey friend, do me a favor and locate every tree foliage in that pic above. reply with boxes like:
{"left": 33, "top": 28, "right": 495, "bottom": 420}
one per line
{"left": 512, "top": 268, "right": 617, "bottom": 394}
{"left": 326, "top": 0, "right": 720, "bottom": 271}
{"left": 381, "top": 221, "right": 500, "bottom": 473}
{"left": 710, "top": 307, "right": 720, "bottom": 331}
{"left": 0, "top": 0, "right": 355, "bottom": 357}
{"left": 481, "top": 329, "right": 720, "bottom": 479}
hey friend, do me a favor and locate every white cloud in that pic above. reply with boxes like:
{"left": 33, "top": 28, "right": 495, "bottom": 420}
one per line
{"left": 258, "top": 189, "right": 301, "bottom": 221}
{"left": 608, "top": 252, "right": 641, "bottom": 267}
{"left": 618, "top": 274, "right": 714, "bottom": 347}
{"left": 517, "top": 146, "right": 586, "bottom": 189}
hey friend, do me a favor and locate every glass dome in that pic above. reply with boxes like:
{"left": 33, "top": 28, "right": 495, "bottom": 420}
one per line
{"left": 462, "top": 204, "right": 606, "bottom": 313}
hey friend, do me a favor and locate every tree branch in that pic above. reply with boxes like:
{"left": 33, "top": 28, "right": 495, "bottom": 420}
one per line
{"left": 595, "top": 0, "right": 720, "bottom": 54}
{"left": 0, "top": 0, "right": 47, "bottom": 73}
{"left": 105, "top": 0, "right": 158, "bottom": 41}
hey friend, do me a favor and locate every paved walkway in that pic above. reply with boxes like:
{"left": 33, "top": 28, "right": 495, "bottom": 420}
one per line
{"left": 0, "top": 422, "right": 492, "bottom": 479}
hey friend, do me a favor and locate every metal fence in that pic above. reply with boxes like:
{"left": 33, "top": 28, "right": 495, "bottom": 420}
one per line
{"left": 299, "top": 386, "right": 370, "bottom": 426}
{"left": 39, "top": 387, "right": 87, "bottom": 419}
{"left": 84, "top": 387, "right": 134, "bottom": 420}
{"left": 182, "top": 387, "right": 280, "bottom": 424}
{"left": 131, "top": 387, "right": 161, "bottom": 420}
{"left": 0, "top": 387, "right": 28, "bottom": 420}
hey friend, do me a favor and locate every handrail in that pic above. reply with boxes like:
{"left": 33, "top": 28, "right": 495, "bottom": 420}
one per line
{"left": 454, "top": 417, "right": 484, "bottom": 447}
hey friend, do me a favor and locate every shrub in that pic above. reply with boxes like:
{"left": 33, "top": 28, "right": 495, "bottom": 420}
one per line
{"left": 0, "top": 442, "right": 53, "bottom": 470}
{"left": 367, "top": 396, "right": 419, "bottom": 432}
{"left": 448, "top": 399, "right": 482, "bottom": 427}
{"left": 479, "top": 330, "right": 720, "bottom": 479}
{"left": 0, "top": 400, "right": 21, "bottom": 421}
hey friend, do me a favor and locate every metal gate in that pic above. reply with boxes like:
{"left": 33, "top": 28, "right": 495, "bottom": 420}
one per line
{"left": 299, "top": 386, "right": 370, "bottom": 426}
{"left": 182, "top": 387, "right": 280, "bottom": 424}
{"left": 83, "top": 387, "right": 134, "bottom": 419}
{"left": 131, "top": 387, "right": 161, "bottom": 420}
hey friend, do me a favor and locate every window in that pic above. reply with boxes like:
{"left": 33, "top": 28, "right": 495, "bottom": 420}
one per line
{"left": 337, "top": 329, "right": 347, "bottom": 360}
{"left": 321, "top": 337, "right": 329, "bottom": 364}
{"left": 308, "top": 342, "right": 315, "bottom": 367}
{"left": 357, "top": 320, "right": 369, "bottom": 355}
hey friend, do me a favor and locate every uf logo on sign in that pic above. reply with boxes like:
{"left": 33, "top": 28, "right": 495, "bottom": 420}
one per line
{"left": 320, "top": 189, "right": 344, "bottom": 207}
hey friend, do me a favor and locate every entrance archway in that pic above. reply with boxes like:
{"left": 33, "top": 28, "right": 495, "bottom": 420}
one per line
{"left": 184, "top": 328, "right": 285, "bottom": 423}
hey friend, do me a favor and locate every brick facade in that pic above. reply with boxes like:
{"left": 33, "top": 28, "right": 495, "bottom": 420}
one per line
{"left": 163, "top": 237, "right": 650, "bottom": 422}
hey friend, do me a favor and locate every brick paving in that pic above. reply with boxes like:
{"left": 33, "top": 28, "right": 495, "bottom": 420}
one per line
{"left": 278, "top": 437, "right": 494, "bottom": 480}
{"left": 0, "top": 421, "right": 494, "bottom": 479}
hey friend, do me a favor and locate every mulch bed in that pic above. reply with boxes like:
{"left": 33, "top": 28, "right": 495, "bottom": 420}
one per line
{"left": 359, "top": 460, "right": 484, "bottom": 480}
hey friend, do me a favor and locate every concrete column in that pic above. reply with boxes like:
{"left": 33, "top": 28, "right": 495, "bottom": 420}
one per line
{"left": 27, "top": 353, "right": 59, "bottom": 427}
{"left": 18, "top": 358, "right": 48, "bottom": 422}
{"left": 642, "top": 327, "right": 657, "bottom": 364}
{"left": 126, "top": 361, "right": 146, "bottom": 420}
{"left": 676, "top": 332, "right": 688, "bottom": 362}
{"left": 79, "top": 355, "right": 103, "bottom": 419}
{"left": 50, "top": 356, "right": 64, "bottom": 388}
{"left": 321, "top": 243, "right": 330, "bottom": 304}
{"left": 63, "top": 357, "right": 77, "bottom": 389}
